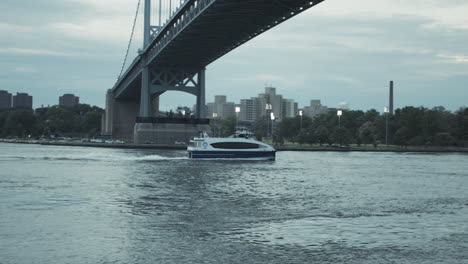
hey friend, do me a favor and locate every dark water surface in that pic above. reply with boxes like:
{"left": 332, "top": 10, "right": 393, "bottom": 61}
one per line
{"left": 0, "top": 143, "right": 467, "bottom": 263}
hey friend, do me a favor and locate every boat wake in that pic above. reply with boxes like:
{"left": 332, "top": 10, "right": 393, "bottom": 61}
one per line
{"left": 0, "top": 152, "right": 188, "bottom": 162}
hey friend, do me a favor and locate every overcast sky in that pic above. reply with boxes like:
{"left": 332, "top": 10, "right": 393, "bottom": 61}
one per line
{"left": 1, "top": 0, "right": 467, "bottom": 111}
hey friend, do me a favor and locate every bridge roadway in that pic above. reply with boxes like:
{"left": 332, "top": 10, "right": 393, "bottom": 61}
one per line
{"left": 113, "top": 0, "right": 325, "bottom": 100}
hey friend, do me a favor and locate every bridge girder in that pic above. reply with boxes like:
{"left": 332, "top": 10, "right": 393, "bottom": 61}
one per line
{"left": 113, "top": 0, "right": 325, "bottom": 100}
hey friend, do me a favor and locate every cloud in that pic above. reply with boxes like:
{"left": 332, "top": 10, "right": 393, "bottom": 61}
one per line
{"left": 312, "top": 0, "right": 468, "bottom": 29}
{"left": 12, "top": 66, "right": 36, "bottom": 73}
{"left": 0, "top": 47, "right": 74, "bottom": 56}
{"left": 437, "top": 54, "right": 468, "bottom": 64}
{"left": 208, "top": 10, "right": 468, "bottom": 110}
{"left": 0, "top": 0, "right": 467, "bottom": 111}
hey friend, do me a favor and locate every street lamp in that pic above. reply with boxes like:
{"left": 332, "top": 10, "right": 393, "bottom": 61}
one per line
{"left": 270, "top": 112, "right": 275, "bottom": 139}
{"left": 299, "top": 110, "right": 303, "bottom": 131}
{"left": 384, "top": 106, "right": 389, "bottom": 145}
{"left": 337, "top": 110, "right": 343, "bottom": 128}
{"left": 235, "top": 106, "right": 241, "bottom": 128}
{"left": 181, "top": 109, "right": 186, "bottom": 118}
{"left": 266, "top": 104, "right": 272, "bottom": 137}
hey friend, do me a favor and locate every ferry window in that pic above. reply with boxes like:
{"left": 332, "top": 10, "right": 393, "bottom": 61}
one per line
{"left": 189, "top": 142, "right": 196, "bottom": 147}
{"left": 210, "top": 142, "right": 260, "bottom": 149}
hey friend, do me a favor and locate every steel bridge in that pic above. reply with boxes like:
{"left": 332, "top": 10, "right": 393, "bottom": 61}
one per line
{"left": 105, "top": 0, "right": 326, "bottom": 142}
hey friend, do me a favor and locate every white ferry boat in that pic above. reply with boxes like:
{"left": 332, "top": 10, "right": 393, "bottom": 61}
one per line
{"left": 187, "top": 129, "right": 276, "bottom": 160}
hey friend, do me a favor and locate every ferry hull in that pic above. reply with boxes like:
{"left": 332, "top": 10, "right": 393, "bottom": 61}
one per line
{"left": 188, "top": 150, "right": 276, "bottom": 160}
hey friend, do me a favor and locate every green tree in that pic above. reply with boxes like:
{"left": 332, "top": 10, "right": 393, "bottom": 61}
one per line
{"left": 330, "top": 127, "right": 353, "bottom": 146}
{"left": 315, "top": 125, "right": 329, "bottom": 146}
{"left": 219, "top": 116, "right": 236, "bottom": 137}
{"left": 44, "top": 106, "right": 79, "bottom": 135}
{"left": 272, "top": 128, "right": 284, "bottom": 145}
{"left": 359, "top": 121, "right": 376, "bottom": 145}
{"left": 175, "top": 106, "right": 192, "bottom": 118}
{"left": 0, "top": 110, "right": 8, "bottom": 136}
{"left": 252, "top": 118, "right": 266, "bottom": 140}
{"left": 3, "top": 109, "right": 39, "bottom": 137}
{"left": 278, "top": 117, "right": 297, "bottom": 141}
{"left": 454, "top": 107, "right": 468, "bottom": 146}
{"left": 296, "top": 129, "right": 315, "bottom": 145}
{"left": 393, "top": 126, "right": 410, "bottom": 147}
{"left": 82, "top": 111, "right": 103, "bottom": 137}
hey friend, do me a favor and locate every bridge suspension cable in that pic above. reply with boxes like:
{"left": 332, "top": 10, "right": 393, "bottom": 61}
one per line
{"left": 118, "top": 0, "right": 142, "bottom": 81}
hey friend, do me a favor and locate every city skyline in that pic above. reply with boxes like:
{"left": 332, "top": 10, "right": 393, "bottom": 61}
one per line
{"left": 0, "top": 89, "right": 82, "bottom": 109}
{"left": 0, "top": 0, "right": 467, "bottom": 111}
{"left": 0, "top": 87, "right": 333, "bottom": 114}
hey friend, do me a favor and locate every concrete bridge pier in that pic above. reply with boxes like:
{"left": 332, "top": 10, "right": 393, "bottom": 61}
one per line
{"left": 103, "top": 89, "right": 140, "bottom": 140}
{"left": 132, "top": 67, "right": 210, "bottom": 144}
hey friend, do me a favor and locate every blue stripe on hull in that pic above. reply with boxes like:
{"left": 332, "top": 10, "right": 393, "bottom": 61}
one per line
{"left": 188, "top": 150, "right": 275, "bottom": 160}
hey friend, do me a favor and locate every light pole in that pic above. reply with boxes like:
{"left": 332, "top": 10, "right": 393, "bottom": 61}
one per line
{"left": 270, "top": 112, "right": 275, "bottom": 140}
{"left": 266, "top": 104, "right": 272, "bottom": 137}
{"left": 212, "top": 113, "right": 218, "bottom": 136}
{"left": 181, "top": 109, "right": 186, "bottom": 118}
{"left": 384, "top": 106, "right": 389, "bottom": 145}
{"left": 337, "top": 110, "right": 342, "bottom": 128}
{"left": 299, "top": 110, "right": 303, "bottom": 131}
{"left": 235, "top": 106, "right": 241, "bottom": 128}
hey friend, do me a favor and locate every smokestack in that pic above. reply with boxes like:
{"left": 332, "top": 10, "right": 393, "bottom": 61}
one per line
{"left": 389, "top": 81, "right": 394, "bottom": 115}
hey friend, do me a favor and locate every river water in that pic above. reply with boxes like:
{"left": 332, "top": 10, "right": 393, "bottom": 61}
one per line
{"left": 0, "top": 143, "right": 467, "bottom": 263}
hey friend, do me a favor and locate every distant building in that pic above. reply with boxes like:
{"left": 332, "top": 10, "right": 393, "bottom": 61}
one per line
{"left": 259, "top": 87, "right": 283, "bottom": 120}
{"left": 206, "top": 102, "right": 215, "bottom": 118}
{"left": 12, "top": 92, "right": 33, "bottom": 109}
{"left": 214, "top": 95, "right": 226, "bottom": 116}
{"left": 206, "top": 95, "right": 236, "bottom": 119}
{"left": 282, "top": 99, "right": 298, "bottom": 119}
{"left": 239, "top": 99, "right": 255, "bottom": 122}
{"left": 238, "top": 87, "right": 299, "bottom": 122}
{"left": 239, "top": 96, "right": 267, "bottom": 122}
{"left": 59, "top": 94, "right": 79, "bottom": 107}
{"left": 303, "top": 99, "right": 328, "bottom": 118}
{"left": 0, "top": 90, "right": 12, "bottom": 109}
{"left": 221, "top": 102, "right": 235, "bottom": 118}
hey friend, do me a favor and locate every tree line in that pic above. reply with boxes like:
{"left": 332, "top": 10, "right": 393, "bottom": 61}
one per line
{"left": 213, "top": 106, "right": 468, "bottom": 147}
{"left": 0, "top": 104, "right": 104, "bottom": 138}
{"left": 2, "top": 104, "right": 467, "bottom": 147}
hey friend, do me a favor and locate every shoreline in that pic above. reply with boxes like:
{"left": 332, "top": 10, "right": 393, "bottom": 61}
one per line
{"left": 1, "top": 140, "right": 468, "bottom": 153}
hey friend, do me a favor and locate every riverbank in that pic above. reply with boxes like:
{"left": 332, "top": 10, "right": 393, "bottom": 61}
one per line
{"left": 0, "top": 139, "right": 186, "bottom": 150}
{"left": 2, "top": 139, "right": 468, "bottom": 153}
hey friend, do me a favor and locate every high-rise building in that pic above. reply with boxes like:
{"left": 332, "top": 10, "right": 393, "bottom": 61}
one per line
{"left": 214, "top": 95, "right": 226, "bottom": 117}
{"left": 282, "top": 99, "right": 298, "bottom": 119}
{"left": 0, "top": 90, "right": 12, "bottom": 109}
{"left": 12, "top": 92, "right": 33, "bottom": 109}
{"left": 253, "top": 96, "right": 267, "bottom": 120}
{"left": 206, "top": 102, "right": 215, "bottom": 118}
{"left": 239, "top": 99, "right": 255, "bottom": 122}
{"left": 259, "top": 87, "right": 283, "bottom": 120}
{"left": 221, "top": 102, "right": 235, "bottom": 118}
{"left": 239, "top": 87, "right": 296, "bottom": 122}
{"left": 303, "top": 99, "right": 328, "bottom": 118}
{"left": 206, "top": 95, "right": 236, "bottom": 119}
{"left": 59, "top": 94, "right": 79, "bottom": 107}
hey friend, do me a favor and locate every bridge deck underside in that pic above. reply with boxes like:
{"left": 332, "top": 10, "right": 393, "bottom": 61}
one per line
{"left": 115, "top": 0, "right": 323, "bottom": 100}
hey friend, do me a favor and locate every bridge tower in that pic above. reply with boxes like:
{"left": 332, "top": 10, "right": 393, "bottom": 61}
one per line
{"left": 104, "top": 0, "right": 210, "bottom": 144}
{"left": 139, "top": 0, "right": 206, "bottom": 119}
